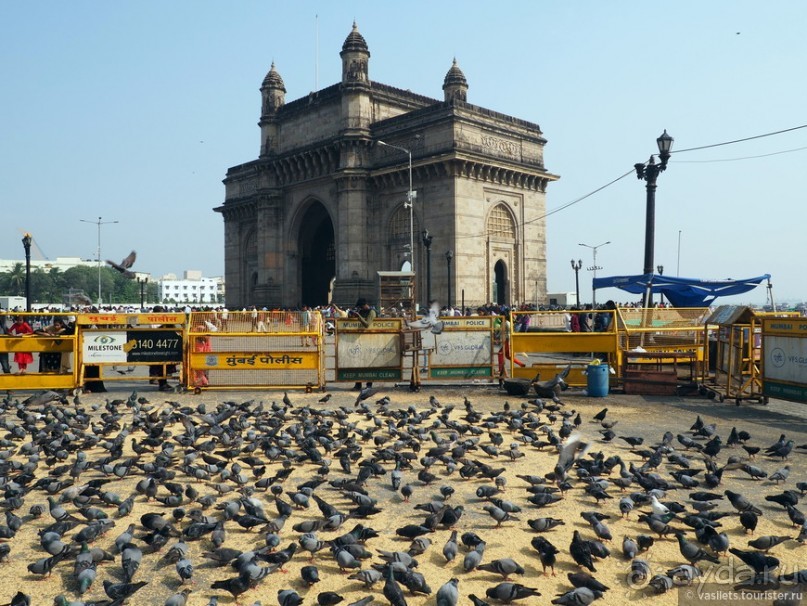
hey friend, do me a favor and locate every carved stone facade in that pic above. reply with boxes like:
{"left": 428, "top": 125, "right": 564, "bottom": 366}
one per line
{"left": 216, "top": 23, "right": 558, "bottom": 310}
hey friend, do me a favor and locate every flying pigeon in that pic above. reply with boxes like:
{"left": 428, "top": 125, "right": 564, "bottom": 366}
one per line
{"left": 407, "top": 301, "right": 444, "bottom": 334}
{"left": 106, "top": 250, "right": 137, "bottom": 278}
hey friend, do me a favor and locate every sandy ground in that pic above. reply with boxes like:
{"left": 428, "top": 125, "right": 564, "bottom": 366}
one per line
{"left": 2, "top": 382, "right": 807, "bottom": 606}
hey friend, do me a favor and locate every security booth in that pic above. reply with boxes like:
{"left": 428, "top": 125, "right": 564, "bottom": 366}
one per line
{"left": 0, "top": 312, "right": 78, "bottom": 391}
{"left": 185, "top": 310, "right": 324, "bottom": 391}
{"left": 76, "top": 311, "right": 186, "bottom": 388}
{"left": 335, "top": 317, "right": 404, "bottom": 385}
{"left": 616, "top": 307, "right": 710, "bottom": 395}
{"left": 509, "top": 309, "right": 619, "bottom": 387}
{"left": 702, "top": 305, "right": 801, "bottom": 404}
{"left": 761, "top": 317, "right": 807, "bottom": 404}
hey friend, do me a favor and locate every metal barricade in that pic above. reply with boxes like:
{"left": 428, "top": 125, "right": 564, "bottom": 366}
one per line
{"left": 335, "top": 317, "right": 404, "bottom": 384}
{"left": 0, "top": 312, "right": 79, "bottom": 391}
{"left": 185, "top": 310, "right": 324, "bottom": 391}
{"left": 425, "top": 316, "right": 495, "bottom": 380}
{"left": 510, "top": 310, "right": 619, "bottom": 387}
{"left": 616, "top": 307, "right": 710, "bottom": 394}
{"left": 702, "top": 306, "right": 801, "bottom": 404}
{"left": 75, "top": 311, "right": 186, "bottom": 388}
{"left": 761, "top": 316, "right": 807, "bottom": 404}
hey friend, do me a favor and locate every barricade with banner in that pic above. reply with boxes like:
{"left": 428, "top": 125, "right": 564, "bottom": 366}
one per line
{"left": 762, "top": 316, "right": 807, "bottom": 404}
{"left": 185, "top": 310, "right": 324, "bottom": 391}
{"left": 0, "top": 312, "right": 78, "bottom": 391}
{"left": 75, "top": 312, "right": 186, "bottom": 387}
{"left": 426, "top": 316, "right": 495, "bottom": 380}
{"left": 335, "top": 317, "right": 404, "bottom": 383}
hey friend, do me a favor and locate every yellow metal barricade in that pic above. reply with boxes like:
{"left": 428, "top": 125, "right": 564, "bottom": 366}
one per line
{"left": 75, "top": 311, "right": 186, "bottom": 388}
{"left": 615, "top": 307, "right": 710, "bottom": 393}
{"left": 185, "top": 310, "right": 325, "bottom": 391}
{"left": 702, "top": 306, "right": 801, "bottom": 404}
{"left": 510, "top": 310, "right": 619, "bottom": 387}
{"left": 0, "top": 312, "right": 79, "bottom": 392}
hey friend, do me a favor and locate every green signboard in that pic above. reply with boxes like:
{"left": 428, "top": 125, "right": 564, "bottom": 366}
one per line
{"left": 337, "top": 368, "right": 402, "bottom": 381}
{"left": 764, "top": 381, "right": 807, "bottom": 404}
{"left": 430, "top": 366, "right": 492, "bottom": 378}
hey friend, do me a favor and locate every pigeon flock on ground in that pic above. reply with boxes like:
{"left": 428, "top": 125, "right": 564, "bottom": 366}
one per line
{"left": 0, "top": 387, "right": 806, "bottom": 606}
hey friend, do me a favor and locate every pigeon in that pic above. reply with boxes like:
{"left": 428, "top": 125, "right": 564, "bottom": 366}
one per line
{"left": 165, "top": 588, "right": 192, "bottom": 606}
{"left": 551, "top": 587, "right": 603, "bottom": 606}
{"left": 729, "top": 548, "right": 780, "bottom": 576}
{"left": 527, "top": 518, "right": 565, "bottom": 532}
{"left": 485, "top": 582, "right": 541, "bottom": 603}
{"left": 442, "top": 530, "right": 459, "bottom": 563}
{"left": 478, "top": 558, "right": 525, "bottom": 580}
{"left": 106, "top": 250, "right": 137, "bottom": 278}
{"left": 570, "top": 531, "right": 596, "bottom": 572}
{"left": 382, "top": 563, "right": 407, "bottom": 606}
{"left": 104, "top": 580, "right": 148, "bottom": 602}
{"left": 407, "top": 301, "right": 444, "bottom": 335}
{"left": 567, "top": 572, "right": 609, "bottom": 592}
{"left": 676, "top": 532, "right": 720, "bottom": 564}
{"left": 747, "top": 535, "right": 789, "bottom": 552}
{"left": 436, "top": 578, "right": 459, "bottom": 606}
{"left": 278, "top": 589, "right": 304, "bottom": 606}
{"left": 725, "top": 490, "right": 763, "bottom": 515}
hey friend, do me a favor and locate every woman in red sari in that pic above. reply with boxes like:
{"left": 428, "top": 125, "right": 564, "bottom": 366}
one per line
{"left": 9, "top": 316, "right": 34, "bottom": 374}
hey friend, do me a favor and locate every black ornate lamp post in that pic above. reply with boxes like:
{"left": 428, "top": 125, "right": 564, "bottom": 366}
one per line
{"left": 634, "top": 130, "right": 673, "bottom": 308}
{"left": 421, "top": 230, "right": 433, "bottom": 304}
{"left": 570, "top": 259, "right": 582, "bottom": 307}
{"left": 22, "top": 233, "right": 32, "bottom": 312}
{"left": 445, "top": 250, "right": 453, "bottom": 309}
{"left": 656, "top": 264, "right": 664, "bottom": 306}
{"left": 137, "top": 277, "right": 148, "bottom": 309}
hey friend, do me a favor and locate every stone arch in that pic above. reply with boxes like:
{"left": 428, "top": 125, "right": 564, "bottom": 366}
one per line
{"left": 294, "top": 199, "right": 335, "bottom": 306}
{"left": 486, "top": 203, "right": 518, "bottom": 304}
{"left": 387, "top": 203, "right": 421, "bottom": 272}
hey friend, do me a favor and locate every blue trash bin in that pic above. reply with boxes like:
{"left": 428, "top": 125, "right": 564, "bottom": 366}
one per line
{"left": 586, "top": 364, "right": 609, "bottom": 397}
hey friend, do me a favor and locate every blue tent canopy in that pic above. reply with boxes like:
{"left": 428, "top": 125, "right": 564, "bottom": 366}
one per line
{"left": 592, "top": 273, "right": 771, "bottom": 308}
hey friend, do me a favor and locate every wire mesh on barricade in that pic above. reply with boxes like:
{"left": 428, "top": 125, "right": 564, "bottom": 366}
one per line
{"left": 187, "top": 310, "right": 324, "bottom": 390}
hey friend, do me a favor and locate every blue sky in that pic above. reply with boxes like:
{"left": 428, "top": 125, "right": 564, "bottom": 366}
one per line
{"left": 3, "top": 1, "right": 805, "bottom": 306}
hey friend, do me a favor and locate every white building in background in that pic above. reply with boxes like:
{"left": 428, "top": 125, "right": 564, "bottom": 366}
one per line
{"left": 158, "top": 270, "right": 224, "bottom": 304}
{"left": 0, "top": 256, "right": 96, "bottom": 273}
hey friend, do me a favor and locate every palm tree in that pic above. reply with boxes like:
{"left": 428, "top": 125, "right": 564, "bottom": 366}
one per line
{"left": 6, "top": 263, "right": 25, "bottom": 295}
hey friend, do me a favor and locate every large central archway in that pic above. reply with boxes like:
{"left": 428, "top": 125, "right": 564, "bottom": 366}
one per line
{"left": 298, "top": 202, "right": 335, "bottom": 306}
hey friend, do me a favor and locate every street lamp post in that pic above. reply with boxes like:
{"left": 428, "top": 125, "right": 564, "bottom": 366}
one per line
{"left": 137, "top": 277, "right": 148, "bottom": 309}
{"left": 445, "top": 250, "right": 453, "bottom": 309}
{"left": 578, "top": 241, "right": 611, "bottom": 307}
{"left": 421, "top": 230, "right": 433, "bottom": 304}
{"left": 570, "top": 259, "right": 582, "bottom": 307}
{"left": 657, "top": 265, "right": 664, "bottom": 306}
{"left": 378, "top": 140, "right": 416, "bottom": 279}
{"left": 634, "top": 130, "right": 673, "bottom": 308}
{"left": 80, "top": 216, "right": 119, "bottom": 306}
{"left": 22, "top": 233, "right": 32, "bottom": 312}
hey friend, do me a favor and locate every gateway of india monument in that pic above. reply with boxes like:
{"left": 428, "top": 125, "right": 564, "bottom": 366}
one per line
{"left": 216, "top": 23, "right": 558, "bottom": 311}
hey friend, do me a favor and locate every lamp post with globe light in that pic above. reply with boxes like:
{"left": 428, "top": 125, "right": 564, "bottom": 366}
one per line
{"left": 22, "top": 233, "right": 32, "bottom": 312}
{"left": 570, "top": 259, "right": 582, "bottom": 308}
{"left": 634, "top": 130, "right": 674, "bottom": 309}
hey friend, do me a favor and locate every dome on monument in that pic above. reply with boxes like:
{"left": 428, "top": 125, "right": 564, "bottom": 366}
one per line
{"left": 443, "top": 58, "right": 468, "bottom": 89}
{"left": 262, "top": 62, "right": 286, "bottom": 91}
{"left": 342, "top": 21, "right": 368, "bottom": 53}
